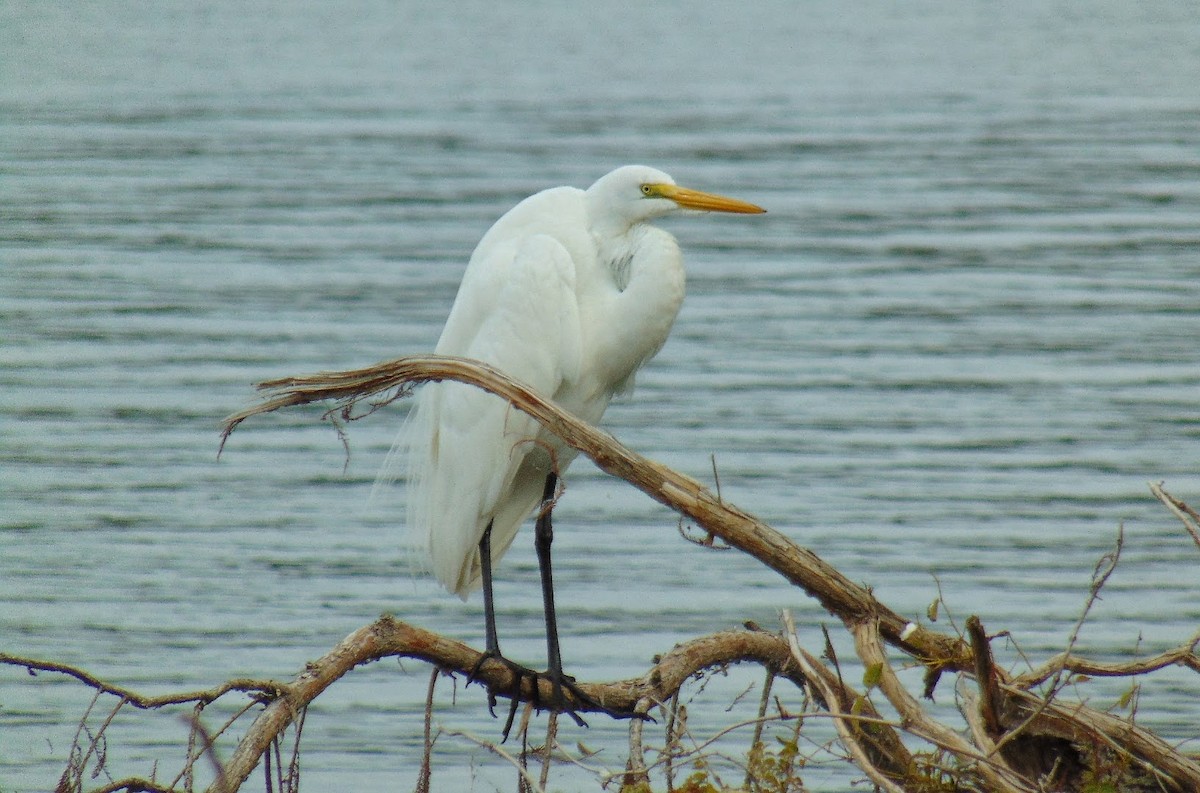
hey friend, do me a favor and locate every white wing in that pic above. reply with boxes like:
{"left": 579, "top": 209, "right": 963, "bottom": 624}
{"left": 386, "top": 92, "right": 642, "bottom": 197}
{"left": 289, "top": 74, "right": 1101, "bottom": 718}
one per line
{"left": 402, "top": 233, "right": 582, "bottom": 597}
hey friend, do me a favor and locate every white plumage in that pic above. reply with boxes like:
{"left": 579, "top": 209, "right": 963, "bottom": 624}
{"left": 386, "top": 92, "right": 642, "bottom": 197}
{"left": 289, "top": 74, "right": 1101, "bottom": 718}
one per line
{"left": 387, "top": 165, "right": 765, "bottom": 598}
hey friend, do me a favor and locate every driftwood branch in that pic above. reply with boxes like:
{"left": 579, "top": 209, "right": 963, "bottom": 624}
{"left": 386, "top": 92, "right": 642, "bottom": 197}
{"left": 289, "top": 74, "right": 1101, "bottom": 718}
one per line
{"left": 9, "top": 354, "right": 1197, "bottom": 791}
{"left": 212, "top": 354, "right": 1200, "bottom": 792}
{"left": 220, "top": 354, "right": 966, "bottom": 667}
{"left": 17, "top": 604, "right": 1200, "bottom": 792}
{"left": 3, "top": 618, "right": 815, "bottom": 793}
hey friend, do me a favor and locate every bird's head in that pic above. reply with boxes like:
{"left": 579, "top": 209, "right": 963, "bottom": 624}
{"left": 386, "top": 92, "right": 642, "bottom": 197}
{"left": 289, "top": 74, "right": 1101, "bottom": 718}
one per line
{"left": 587, "top": 165, "right": 765, "bottom": 228}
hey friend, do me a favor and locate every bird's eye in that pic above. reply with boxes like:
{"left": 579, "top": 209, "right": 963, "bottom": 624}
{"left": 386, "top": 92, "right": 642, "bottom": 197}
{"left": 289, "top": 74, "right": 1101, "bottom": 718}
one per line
{"left": 640, "top": 184, "right": 654, "bottom": 196}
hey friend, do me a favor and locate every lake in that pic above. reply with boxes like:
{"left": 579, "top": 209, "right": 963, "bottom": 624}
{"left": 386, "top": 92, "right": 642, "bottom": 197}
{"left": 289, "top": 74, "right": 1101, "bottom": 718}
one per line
{"left": 3, "top": 1, "right": 1200, "bottom": 790}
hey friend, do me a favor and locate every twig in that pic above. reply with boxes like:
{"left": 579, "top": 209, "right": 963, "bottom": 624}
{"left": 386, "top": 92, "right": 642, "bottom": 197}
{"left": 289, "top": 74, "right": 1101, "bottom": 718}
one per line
{"left": 645, "top": 712, "right": 817, "bottom": 771}
{"left": 625, "top": 697, "right": 653, "bottom": 788}
{"left": 1150, "top": 481, "right": 1200, "bottom": 551}
{"left": 59, "top": 689, "right": 104, "bottom": 793}
{"left": 88, "top": 698, "right": 124, "bottom": 788}
{"left": 284, "top": 707, "right": 305, "bottom": 793}
{"left": 781, "top": 611, "right": 907, "bottom": 793}
{"left": 995, "top": 527, "right": 1124, "bottom": 755}
{"left": 440, "top": 728, "right": 546, "bottom": 793}
{"left": 538, "top": 711, "right": 557, "bottom": 791}
{"left": 186, "top": 713, "right": 229, "bottom": 793}
{"left": 416, "top": 668, "right": 437, "bottom": 793}
{"left": 958, "top": 686, "right": 1009, "bottom": 781}
{"left": 966, "top": 616, "right": 1003, "bottom": 737}
{"left": 0, "top": 654, "right": 284, "bottom": 708}
{"left": 1015, "top": 629, "right": 1200, "bottom": 688}
{"left": 171, "top": 701, "right": 258, "bottom": 792}
{"left": 743, "top": 668, "right": 775, "bottom": 790}
{"left": 664, "top": 688, "right": 682, "bottom": 792}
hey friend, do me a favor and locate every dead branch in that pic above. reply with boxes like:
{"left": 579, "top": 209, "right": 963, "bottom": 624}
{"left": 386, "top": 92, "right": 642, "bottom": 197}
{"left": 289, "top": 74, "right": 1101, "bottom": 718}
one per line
{"left": 1013, "top": 630, "right": 1200, "bottom": 688}
{"left": 209, "top": 354, "right": 1200, "bottom": 791}
{"left": 1150, "top": 480, "right": 1200, "bottom": 550}
{"left": 6, "top": 619, "right": 822, "bottom": 793}
{"left": 207, "top": 617, "right": 817, "bottom": 793}
{"left": 966, "top": 615, "right": 1004, "bottom": 738}
{"left": 220, "top": 355, "right": 968, "bottom": 670}
{"left": 0, "top": 654, "right": 285, "bottom": 708}
{"left": 417, "top": 668, "right": 437, "bottom": 793}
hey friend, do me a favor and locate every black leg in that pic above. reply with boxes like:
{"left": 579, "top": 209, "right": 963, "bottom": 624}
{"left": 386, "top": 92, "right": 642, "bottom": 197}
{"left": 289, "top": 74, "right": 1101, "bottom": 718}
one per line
{"left": 533, "top": 473, "right": 597, "bottom": 727}
{"left": 534, "top": 473, "right": 564, "bottom": 679}
{"left": 473, "top": 519, "right": 532, "bottom": 737}
{"left": 479, "top": 520, "right": 501, "bottom": 656}
{"left": 472, "top": 473, "right": 645, "bottom": 735}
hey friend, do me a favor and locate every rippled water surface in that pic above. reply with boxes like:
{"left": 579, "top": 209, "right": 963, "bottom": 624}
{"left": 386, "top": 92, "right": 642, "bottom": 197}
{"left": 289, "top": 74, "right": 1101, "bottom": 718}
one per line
{"left": 4, "top": 1, "right": 1200, "bottom": 790}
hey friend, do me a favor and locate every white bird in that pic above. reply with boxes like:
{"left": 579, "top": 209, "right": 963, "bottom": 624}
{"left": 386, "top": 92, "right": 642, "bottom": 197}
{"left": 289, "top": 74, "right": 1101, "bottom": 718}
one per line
{"left": 387, "top": 165, "right": 764, "bottom": 718}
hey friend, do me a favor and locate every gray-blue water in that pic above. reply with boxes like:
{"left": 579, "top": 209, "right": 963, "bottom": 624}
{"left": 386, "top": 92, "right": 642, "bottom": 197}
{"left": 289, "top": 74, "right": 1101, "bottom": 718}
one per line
{"left": 4, "top": 2, "right": 1200, "bottom": 790}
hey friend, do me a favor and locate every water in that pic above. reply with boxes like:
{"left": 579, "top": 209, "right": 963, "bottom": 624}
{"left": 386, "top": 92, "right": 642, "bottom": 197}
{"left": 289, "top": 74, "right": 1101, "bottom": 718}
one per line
{"left": 4, "top": 1, "right": 1200, "bottom": 790}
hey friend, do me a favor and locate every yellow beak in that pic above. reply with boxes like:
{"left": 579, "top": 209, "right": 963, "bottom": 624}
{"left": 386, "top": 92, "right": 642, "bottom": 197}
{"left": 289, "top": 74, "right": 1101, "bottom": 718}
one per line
{"left": 652, "top": 183, "right": 766, "bottom": 214}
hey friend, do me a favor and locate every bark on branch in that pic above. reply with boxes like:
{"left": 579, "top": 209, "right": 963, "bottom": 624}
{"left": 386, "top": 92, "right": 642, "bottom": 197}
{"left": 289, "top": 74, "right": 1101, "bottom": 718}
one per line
{"left": 23, "top": 354, "right": 1137, "bottom": 792}
{"left": 210, "top": 354, "right": 1200, "bottom": 791}
{"left": 220, "top": 354, "right": 967, "bottom": 669}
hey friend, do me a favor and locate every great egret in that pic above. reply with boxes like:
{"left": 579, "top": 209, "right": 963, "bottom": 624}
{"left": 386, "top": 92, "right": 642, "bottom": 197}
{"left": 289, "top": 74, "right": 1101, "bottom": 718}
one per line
{"left": 388, "top": 165, "right": 764, "bottom": 721}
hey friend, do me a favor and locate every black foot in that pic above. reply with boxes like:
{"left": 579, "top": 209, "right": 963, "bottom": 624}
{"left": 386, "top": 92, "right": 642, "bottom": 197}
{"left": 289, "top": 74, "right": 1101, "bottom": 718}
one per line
{"left": 468, "top": 651, "right": 649, "bottom": 740}
{"left": 468, "top": 649, "right": 554, "bottom": 739}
